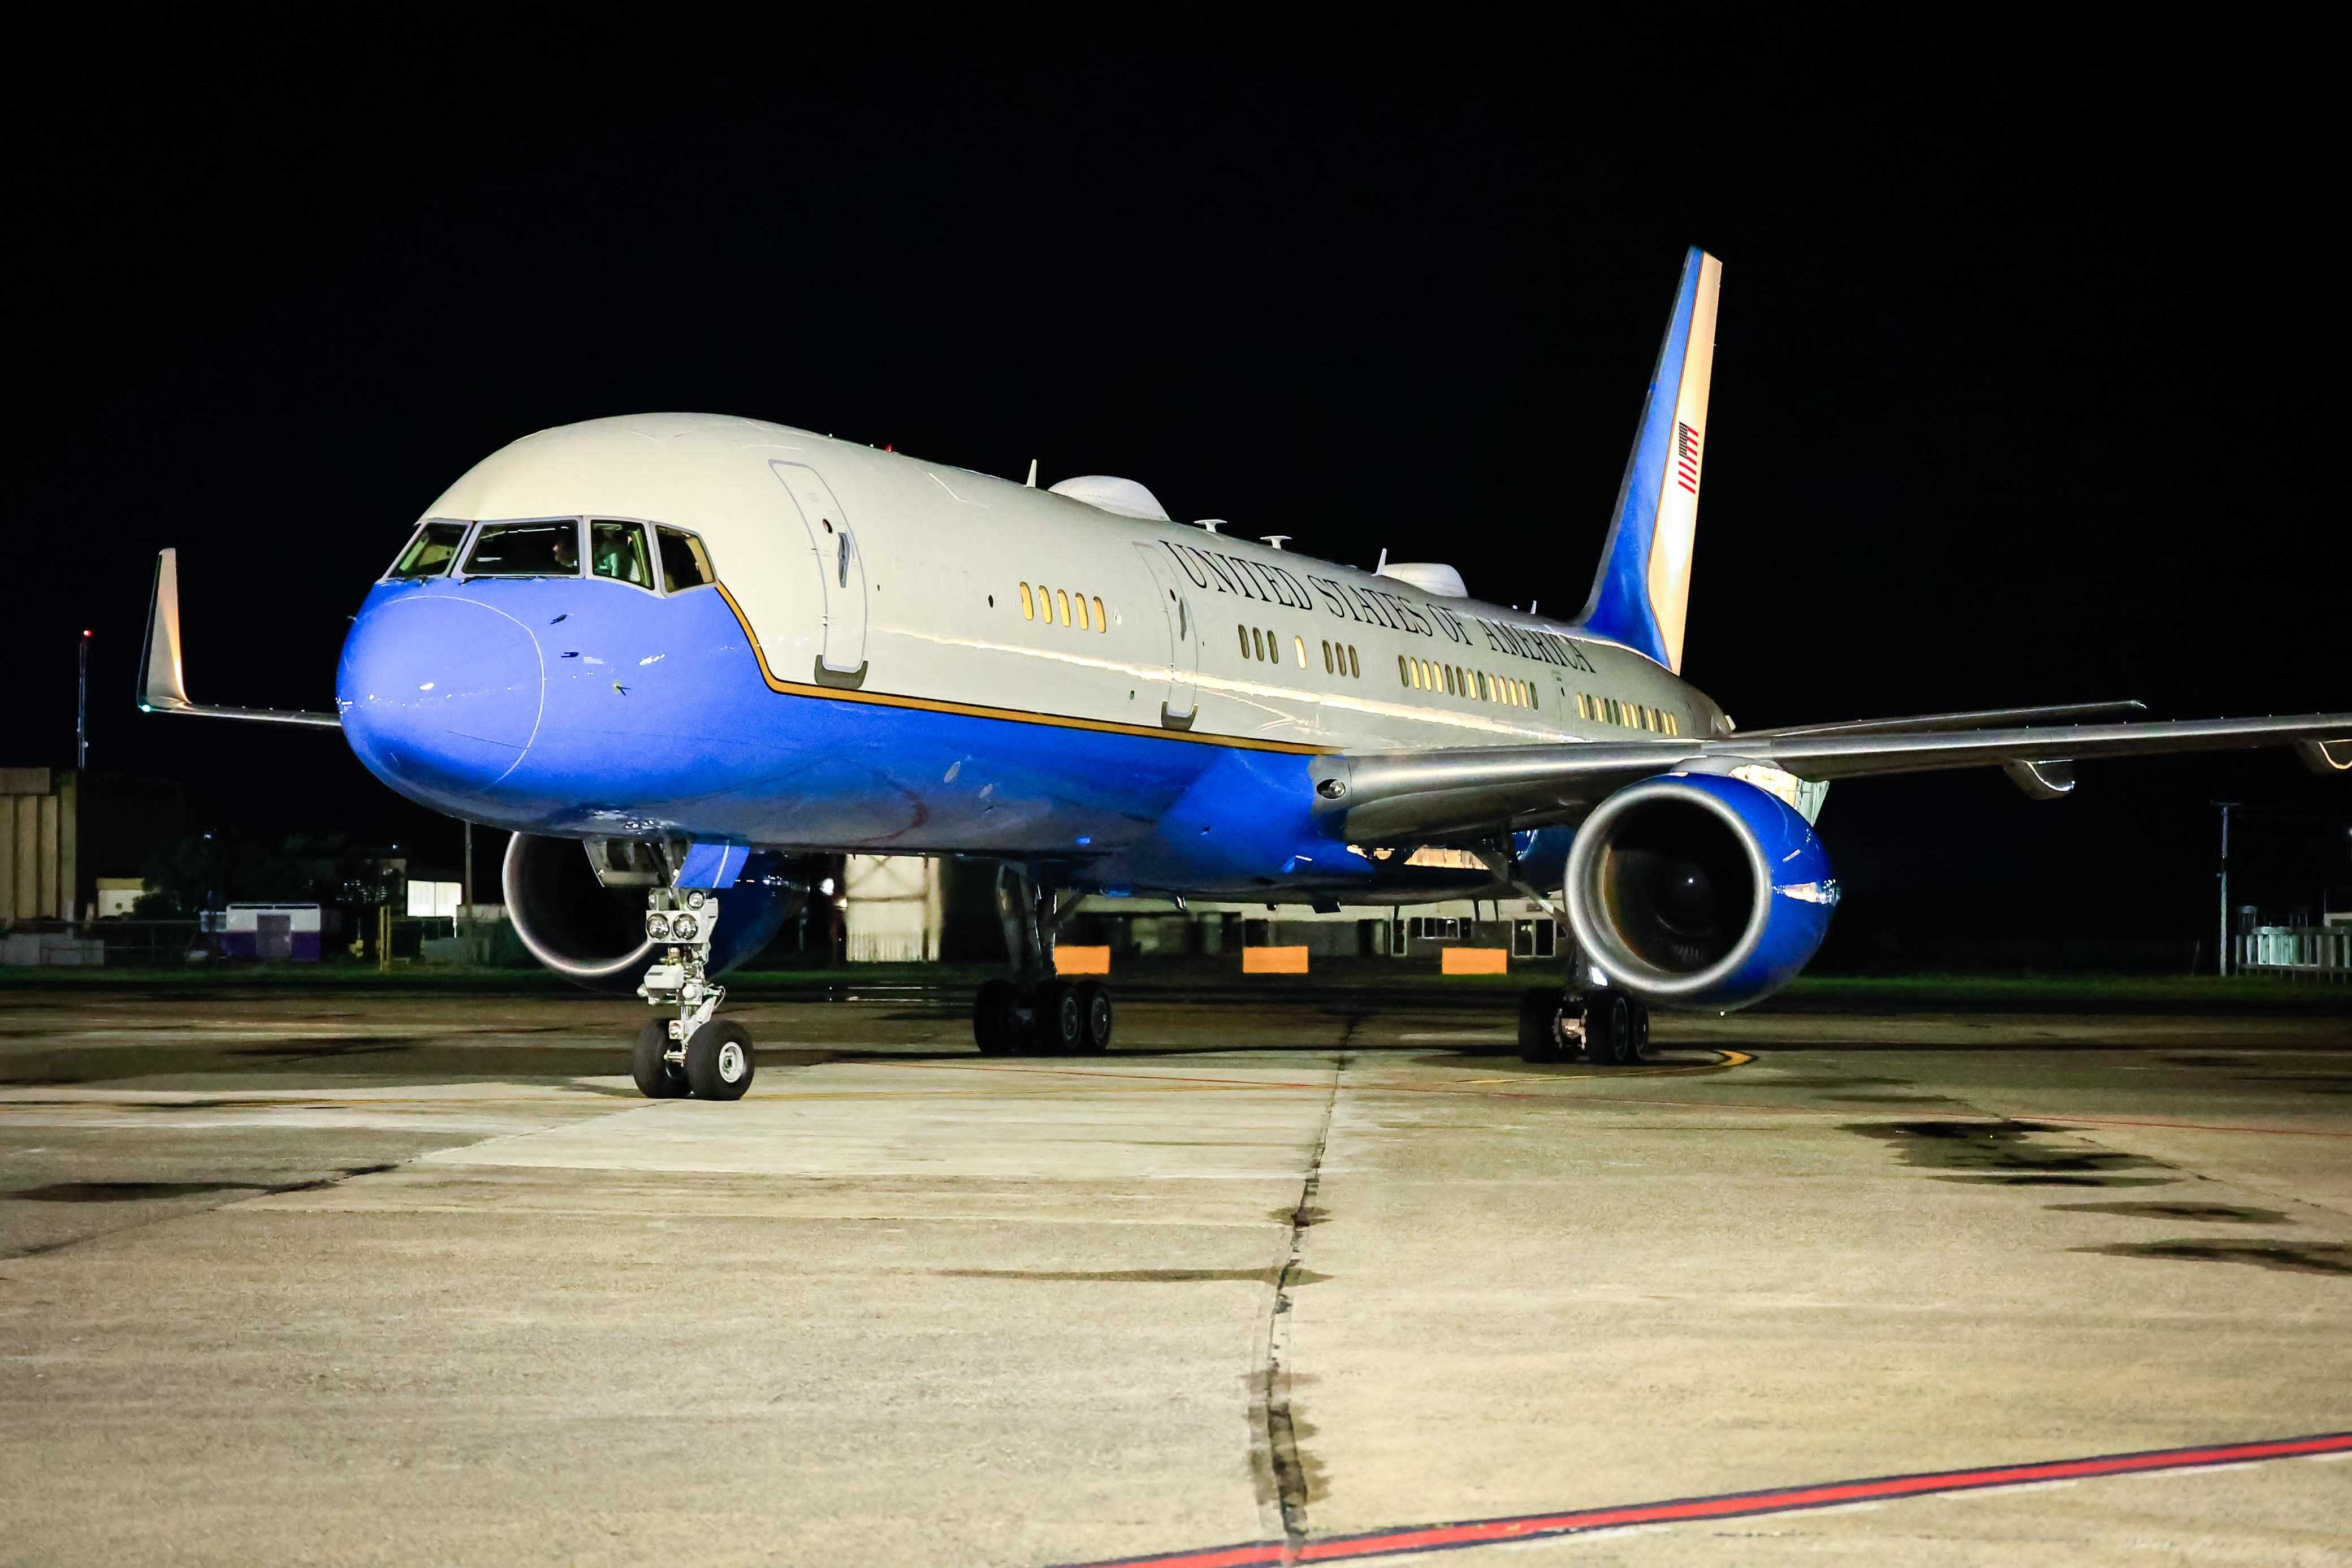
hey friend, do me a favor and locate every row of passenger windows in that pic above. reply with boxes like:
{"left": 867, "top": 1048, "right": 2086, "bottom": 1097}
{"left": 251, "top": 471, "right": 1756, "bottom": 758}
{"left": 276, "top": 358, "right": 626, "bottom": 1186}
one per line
{"left": 1399, "top": 655, "right": 1539, "bottom": 711}
{"left": 1240, "top": 624, "right": 1303, "bottom": 666}
{"left": 1320, "top": 639, "right": 1362, "bottom": 679}
{"left": 1577, "top": 692, "right": 1680, "bottom": 735}
{"left": 1021, "top": 582, "right": 1108, "bottom": 631}
{"left": 386, "top": 518, "right": 715, "bottom": 594}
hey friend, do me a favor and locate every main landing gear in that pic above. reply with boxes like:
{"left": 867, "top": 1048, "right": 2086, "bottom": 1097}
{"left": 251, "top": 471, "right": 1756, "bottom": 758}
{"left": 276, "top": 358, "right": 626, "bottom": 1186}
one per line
{"left": 1517, "top": 986, "right": 1651, "bottom": 1066}
{"left": 972, "top": 865, "right": 1116, "bottom": 1056}
{"left": 631, "top": 885, "right": 756, "bottom": 1099}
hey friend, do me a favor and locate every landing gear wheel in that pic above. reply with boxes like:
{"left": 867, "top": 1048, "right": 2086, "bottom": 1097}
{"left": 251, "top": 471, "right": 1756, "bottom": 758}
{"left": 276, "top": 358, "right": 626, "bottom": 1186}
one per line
{"left": 974, "top": 978, "right": 1021, "bottom": 1055}
{"left": 685, "top": 1019, "right": 755, "bottom": 1100}
{"left": 1584, "top": 990, "right": 1634, "bottom": 1067}
{"left": 632, "top": 1020, "right": 689, "bottom": 1098}
{"left": 1033, "top": 980, "right": 1084, "bottom": 1054}
{"left": 1075, "top": 981, "right": 1113, "bottom": 1053}
{"left": 1517, "top": 988, "right": 1567, "bottom": 1063}
{"left": 1626, "top": 1000, "right": 1651, "bottom": 1063}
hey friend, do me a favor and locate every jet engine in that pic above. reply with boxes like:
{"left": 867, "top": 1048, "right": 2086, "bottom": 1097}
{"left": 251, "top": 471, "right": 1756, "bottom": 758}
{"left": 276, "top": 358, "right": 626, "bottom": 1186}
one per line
{"left": 1562, "top": 773, "right": 1839, "bottom": 1011}
{"left": 501, "top": 834, "right": 806, "bottom": 989}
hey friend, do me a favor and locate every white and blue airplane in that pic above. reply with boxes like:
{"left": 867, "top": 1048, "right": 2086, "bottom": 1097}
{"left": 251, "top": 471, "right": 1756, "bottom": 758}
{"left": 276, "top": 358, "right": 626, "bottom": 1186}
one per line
{"left": 139, "top": 248, "right": 2350, "bottom": 1099}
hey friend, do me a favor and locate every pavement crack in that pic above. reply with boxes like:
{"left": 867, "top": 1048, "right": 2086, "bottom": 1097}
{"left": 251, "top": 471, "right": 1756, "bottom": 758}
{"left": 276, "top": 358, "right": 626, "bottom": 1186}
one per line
{"left": 1257, "top": 1047, "right": 1346, "bottom": 1554}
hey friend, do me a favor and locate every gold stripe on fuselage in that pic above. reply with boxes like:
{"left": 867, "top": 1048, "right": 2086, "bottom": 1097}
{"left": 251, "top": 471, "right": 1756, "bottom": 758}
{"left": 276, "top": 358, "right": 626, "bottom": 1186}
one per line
{"left": 713, "top": 582, "right": 1333, "bottom": 757}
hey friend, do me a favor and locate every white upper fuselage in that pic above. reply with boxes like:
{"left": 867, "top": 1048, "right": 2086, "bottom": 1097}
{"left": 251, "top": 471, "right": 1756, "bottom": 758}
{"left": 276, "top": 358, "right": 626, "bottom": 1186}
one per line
{"left": 420, "top": 413, "right": 1724, "bottom": 763}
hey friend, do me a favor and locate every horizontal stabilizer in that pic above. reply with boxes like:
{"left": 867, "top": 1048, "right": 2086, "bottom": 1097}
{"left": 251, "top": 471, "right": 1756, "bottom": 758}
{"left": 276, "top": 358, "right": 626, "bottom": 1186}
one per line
{"left": 140, "top": 549, "right": 340, "bottom": 728}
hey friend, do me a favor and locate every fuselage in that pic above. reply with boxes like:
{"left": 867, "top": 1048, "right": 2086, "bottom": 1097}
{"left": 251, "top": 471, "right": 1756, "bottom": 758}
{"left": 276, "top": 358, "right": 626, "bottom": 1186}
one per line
{"left": 338, "top": 414, "right": 1725, "bottom": 902}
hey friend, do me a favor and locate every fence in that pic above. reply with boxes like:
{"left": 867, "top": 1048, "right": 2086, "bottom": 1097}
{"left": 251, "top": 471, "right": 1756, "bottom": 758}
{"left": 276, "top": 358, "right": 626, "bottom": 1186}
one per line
{"left": 2236, "top": 926, "right": 2351, "bottom": 981}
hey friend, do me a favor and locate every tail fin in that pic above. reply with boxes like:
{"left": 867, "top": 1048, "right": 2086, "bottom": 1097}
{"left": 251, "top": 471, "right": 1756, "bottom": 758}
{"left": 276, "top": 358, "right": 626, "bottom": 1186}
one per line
{"left": 1574, "top": 246, "right": 1722, "bottom": 674}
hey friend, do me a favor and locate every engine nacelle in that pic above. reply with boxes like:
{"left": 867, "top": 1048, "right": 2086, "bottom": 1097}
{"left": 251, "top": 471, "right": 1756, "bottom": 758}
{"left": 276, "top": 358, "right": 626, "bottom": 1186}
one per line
{"left": 501, "top": 834, "right": 805, "bottom": 989}
{"left": 1563, "top": 773, "right": 1839, "bottom": 1011}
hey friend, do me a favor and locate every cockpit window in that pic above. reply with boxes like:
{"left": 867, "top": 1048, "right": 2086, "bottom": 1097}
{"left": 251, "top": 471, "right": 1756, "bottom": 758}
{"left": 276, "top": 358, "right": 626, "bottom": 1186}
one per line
{"left": 464, "top": 521, "right": 581, "bottom": 577}
{"left": 591, "top": 520, "right": 655, "bottom": 589}
{"left": 656, "top": 527, "right": 715, "bottom": 592}
{"left": 386, "top": 521, "right": 468, "bottom": 579}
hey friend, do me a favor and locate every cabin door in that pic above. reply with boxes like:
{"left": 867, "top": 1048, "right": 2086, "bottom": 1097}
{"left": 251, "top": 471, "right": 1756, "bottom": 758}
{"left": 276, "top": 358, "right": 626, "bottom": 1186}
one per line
{"left": 769, "top": 461, "right": 868, "bottom": 677}
{"left": 1132, "top": 543, "right": 1199, "bottom": 725}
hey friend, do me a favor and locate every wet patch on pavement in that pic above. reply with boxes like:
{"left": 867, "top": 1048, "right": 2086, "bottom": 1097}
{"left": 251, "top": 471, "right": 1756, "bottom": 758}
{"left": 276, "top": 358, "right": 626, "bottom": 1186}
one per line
{"left": 1845, "top": 1118, "right": 2174, "bottom": 1185}
{"left": 2051, "top": 1200, "right": 2294, "bottom": 1224}
{"left": 2073, "top": 1240, "right": 2352, "bottom": 1276}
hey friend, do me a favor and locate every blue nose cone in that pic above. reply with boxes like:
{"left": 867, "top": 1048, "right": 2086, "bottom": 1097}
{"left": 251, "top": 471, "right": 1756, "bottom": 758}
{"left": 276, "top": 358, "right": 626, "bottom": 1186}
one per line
{"left": 339, "top": 592, "right": 544, "bottom": 809}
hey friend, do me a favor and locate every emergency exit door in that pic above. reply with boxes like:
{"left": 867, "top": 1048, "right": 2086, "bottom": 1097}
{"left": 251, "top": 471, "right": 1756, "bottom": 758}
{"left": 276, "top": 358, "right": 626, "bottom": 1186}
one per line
{"left": 769, "top": 461, "right": 867, "bottom": 675}
{"left": 1133, "top": 543, "right": 1199, "bottom": 725}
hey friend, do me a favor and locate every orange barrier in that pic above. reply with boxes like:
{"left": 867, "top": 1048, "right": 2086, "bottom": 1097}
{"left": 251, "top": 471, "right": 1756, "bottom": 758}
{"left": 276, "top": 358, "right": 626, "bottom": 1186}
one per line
{"left": 1441, "top": 946, "right": 1508, "bottom": 975}
{"left": 1053, "top": 946, "right": 1111, "bottom": 976}
{"left": 1242, "top": 946, "right": 1309, "bottom": 974}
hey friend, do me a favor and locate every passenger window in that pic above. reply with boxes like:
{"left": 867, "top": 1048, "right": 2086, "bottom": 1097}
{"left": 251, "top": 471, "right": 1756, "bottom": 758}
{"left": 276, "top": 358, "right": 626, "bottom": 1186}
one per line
{"left": 1093, "top": 596, "right": 1106, "bottom": 633}
{"left": 1022, "top": 583, "right": 1036, "bottom": 620}
{"left": 1294, "top": 635, "right": 1306, "bottom": 668}
{"left": 1321, "top": 640, "right": 1333, "bottom": 674}
{"left": 1074, "top": 593, "right": 1090, "bottom": 631}
{"left": 1347, "top": 646, "right": 1359, "bottom": 678}
{"left": 1398, "top": 655, "right": 1410, "bottom": 686}
{"left": 387, "top": 520, "right": 468, "bottom": 579}
{"left": 1242, "top": 625, "right": 1253, "bottom": 657}
{"left": 1056, "top": 588, "right": 1071, "bottom": 626}
{"left": 590, "top": 521, "right": 654, "bottom": 589}
{"left": 465, "top": 521, "right": 581, "bottom": 577}
{"left": 656, "top": 527, "right": 715, "bottom": 592}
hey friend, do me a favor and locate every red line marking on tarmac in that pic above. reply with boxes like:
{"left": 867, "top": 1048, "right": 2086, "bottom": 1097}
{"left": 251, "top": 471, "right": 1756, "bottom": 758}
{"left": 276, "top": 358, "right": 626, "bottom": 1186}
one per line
{"left": 1050, "top": 1430, "right": 2352, "bottom": 1566}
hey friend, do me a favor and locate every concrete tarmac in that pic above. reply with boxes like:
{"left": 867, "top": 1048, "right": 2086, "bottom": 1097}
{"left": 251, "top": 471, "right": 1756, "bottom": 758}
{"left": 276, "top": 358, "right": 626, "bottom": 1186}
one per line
{"left": 2, "top": 985, "right": 2349, "bottom": 1565}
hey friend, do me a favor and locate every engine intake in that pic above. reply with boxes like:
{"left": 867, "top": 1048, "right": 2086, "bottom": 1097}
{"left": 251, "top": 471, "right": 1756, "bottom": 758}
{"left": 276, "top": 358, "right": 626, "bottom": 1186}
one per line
{"left": 501, "top": 833, "right": 805, "bottom": 989}
{"left": 1563, "top": 773, "right": 1838, "bottom": 1010}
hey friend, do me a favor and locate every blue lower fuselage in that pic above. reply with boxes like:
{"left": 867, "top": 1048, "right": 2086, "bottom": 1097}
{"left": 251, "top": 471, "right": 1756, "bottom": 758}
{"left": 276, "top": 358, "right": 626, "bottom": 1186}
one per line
{"left": 337, "top": 575, "right": 1559, "bottom": 900}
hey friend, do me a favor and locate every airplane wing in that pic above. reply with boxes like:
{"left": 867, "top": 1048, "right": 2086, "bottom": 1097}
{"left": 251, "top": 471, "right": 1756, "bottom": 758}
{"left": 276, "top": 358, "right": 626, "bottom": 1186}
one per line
{"left": 1313, "top": 712, "right": 2352, "bottom": 840}
{"left": 139, "top": 549, "right": 342, "bottom": 727}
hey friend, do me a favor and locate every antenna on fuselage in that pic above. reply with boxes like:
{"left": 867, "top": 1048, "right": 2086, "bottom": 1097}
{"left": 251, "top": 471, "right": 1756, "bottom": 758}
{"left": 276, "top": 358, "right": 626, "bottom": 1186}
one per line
{"left": 1261, "top": 535, "right": 1290, "bottom": 550}
{"left": 1023, "top": 459, "right": 1037, "bottom": 487}
{"left": 1375, "top": 547, "right": 1388, "bottom": 572}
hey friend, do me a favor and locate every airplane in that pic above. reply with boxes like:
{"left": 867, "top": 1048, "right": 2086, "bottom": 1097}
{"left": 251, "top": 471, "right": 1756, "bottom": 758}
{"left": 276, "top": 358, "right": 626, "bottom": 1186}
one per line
{"left": 137, "top": 246, "right": 2350, "bottom": 1101}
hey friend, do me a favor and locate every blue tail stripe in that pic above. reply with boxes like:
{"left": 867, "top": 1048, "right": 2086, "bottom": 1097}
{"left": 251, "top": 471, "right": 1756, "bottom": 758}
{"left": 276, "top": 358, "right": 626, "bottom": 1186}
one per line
{"left": 1574, "top": 247, "right": 1705, "bottom": 668}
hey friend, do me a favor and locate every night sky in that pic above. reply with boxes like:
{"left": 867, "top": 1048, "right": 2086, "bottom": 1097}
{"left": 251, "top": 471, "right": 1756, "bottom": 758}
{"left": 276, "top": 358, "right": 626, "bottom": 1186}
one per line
{"left": 8, "top": 14, "right": 2345, "bottom": 955}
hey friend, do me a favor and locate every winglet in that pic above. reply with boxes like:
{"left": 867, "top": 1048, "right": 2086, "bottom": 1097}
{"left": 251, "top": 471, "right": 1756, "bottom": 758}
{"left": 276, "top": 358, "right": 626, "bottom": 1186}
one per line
{"left": 140, "top": 548, "right": 193, "bottom": 714}
{"left": 136, "top": 548, "right": 340, "bottom": 728}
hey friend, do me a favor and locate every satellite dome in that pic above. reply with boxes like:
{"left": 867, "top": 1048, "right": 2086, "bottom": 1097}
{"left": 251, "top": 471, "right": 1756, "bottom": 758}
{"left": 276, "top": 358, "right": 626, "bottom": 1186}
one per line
{"left": 1048, "top": 475, "right": 1170, "bottom": 521}
{"left": 1377, "top": 562, "right": 1469, "bottom": 598}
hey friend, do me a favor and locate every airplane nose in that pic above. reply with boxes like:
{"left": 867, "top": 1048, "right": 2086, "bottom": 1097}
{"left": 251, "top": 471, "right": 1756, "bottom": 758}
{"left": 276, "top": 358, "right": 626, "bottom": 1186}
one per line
{"left": 338, "top": 594, "right": 544, "bottom": 803}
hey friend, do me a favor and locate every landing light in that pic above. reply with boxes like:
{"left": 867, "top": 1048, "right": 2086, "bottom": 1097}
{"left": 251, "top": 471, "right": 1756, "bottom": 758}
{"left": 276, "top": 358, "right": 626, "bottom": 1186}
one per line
{"left": 672, "top": 915, "right": 699, "bottom": 941}
{"left": 646, "top": 913, "right": 671, "bottom": 941}
{"left": 682, "top": 888, "right": 708, "bottom": 910}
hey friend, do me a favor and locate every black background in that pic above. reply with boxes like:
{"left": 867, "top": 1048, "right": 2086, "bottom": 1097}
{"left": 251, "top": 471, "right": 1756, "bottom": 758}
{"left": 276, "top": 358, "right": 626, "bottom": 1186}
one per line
{"left": 7, "top": 11, "right": 2345, "bottom": 958}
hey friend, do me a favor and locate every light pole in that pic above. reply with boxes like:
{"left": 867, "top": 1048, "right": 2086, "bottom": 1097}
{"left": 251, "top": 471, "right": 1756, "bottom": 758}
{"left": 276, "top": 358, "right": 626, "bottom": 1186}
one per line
{"left": 2216, "top": 801, "right": 2238, "bottom": 977}
{"left": 76, "top": 630, "right": 92, "bottom": 769}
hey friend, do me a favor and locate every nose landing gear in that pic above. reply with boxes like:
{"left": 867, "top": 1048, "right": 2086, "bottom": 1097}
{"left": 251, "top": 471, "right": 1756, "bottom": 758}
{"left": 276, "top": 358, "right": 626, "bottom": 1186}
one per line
{"left": 632, "top": 885, "right": 755, "bottom": 1099}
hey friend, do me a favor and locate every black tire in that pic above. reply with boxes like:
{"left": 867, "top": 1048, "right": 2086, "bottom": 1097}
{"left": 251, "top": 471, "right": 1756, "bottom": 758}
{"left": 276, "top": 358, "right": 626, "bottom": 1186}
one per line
{"left": 1517, "top": 988, "right": 1565, "bottom": 1063}
{"left": 1585, "top": 990, "right": 1633, "bottom": 1067}
{"left": 632, "top": 1020, "right": 689, "bottom": 1098}
{"left": 1627, "top": 1000, "right": 1651, "bottom": 1062}
{"left": 1033, "top": 979, "right": 1083, "bottom": 1054}
{"left": 684, "top": 1019, "right": 755, "bottom": 1100}
{"left": 974, "top": 978, "right": 1019, "bottom": 1055}
{"left": 1075, "top": 981, "right": 1113, "bottom": 1052}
